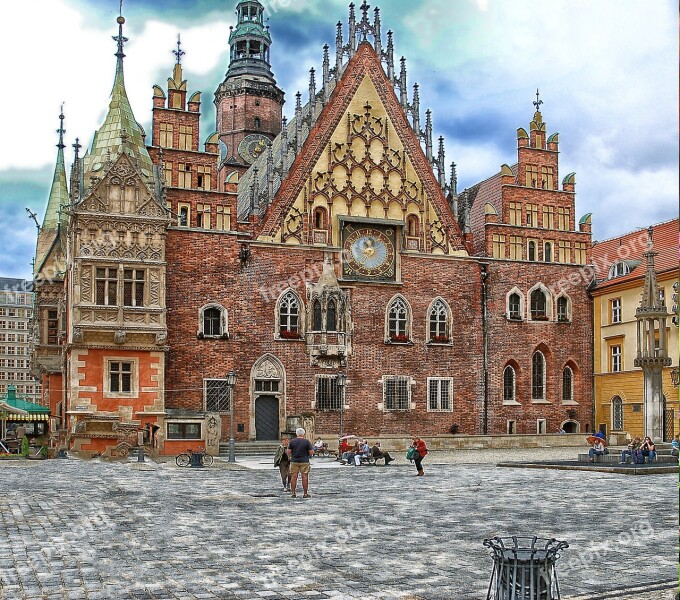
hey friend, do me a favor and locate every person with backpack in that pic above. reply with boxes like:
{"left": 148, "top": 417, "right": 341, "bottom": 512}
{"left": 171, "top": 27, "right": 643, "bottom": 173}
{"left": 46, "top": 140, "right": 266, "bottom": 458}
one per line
{"left": 274, "top": 437, "right": 291, "bottom": 492}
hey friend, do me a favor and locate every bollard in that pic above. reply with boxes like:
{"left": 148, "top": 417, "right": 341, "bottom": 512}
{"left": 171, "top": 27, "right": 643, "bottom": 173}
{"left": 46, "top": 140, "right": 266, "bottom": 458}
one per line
{"left": 137, "top": 446, "right": 145, "bottom": 463}
{"left": 189, "top": 451, "right": 203, "bottom": 468}
{"left": 483, "top": 536, "right": 568, "bottom": 600}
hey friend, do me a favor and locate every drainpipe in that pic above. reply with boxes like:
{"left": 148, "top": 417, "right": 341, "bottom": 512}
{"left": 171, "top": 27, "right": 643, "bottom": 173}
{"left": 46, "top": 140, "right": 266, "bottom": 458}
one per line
{"left": 480, "top": 262, "right": 489, "bottom": 434}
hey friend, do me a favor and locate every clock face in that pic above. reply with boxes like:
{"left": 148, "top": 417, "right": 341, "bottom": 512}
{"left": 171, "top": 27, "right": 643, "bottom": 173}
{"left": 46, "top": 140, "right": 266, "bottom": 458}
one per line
{"left": 238, "top": 133, "right": 269, "bottom": 164}
{"left": 342, "top": 226, "right": 396, "bottom": 280}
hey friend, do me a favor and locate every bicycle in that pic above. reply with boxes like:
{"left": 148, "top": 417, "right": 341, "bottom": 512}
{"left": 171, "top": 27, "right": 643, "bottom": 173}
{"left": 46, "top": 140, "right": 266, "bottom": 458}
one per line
{"left": 175, "top": 447, "right": 214, "bottom": 467}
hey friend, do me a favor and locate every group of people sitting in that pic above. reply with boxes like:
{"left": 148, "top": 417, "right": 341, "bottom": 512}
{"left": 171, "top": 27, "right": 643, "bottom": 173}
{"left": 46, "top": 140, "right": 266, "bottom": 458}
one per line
{"left": 337, "top": 438, "right": 395, "bottom": 465}
{"left": 620, "top": 436, "right": 657, "bottom": 464}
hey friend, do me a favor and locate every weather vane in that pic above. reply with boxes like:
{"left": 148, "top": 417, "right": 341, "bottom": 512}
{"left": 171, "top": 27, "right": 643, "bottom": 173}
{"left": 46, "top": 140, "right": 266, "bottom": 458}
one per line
{"left": 533, "top": 88, "right": 543, "bottom": 112}
{"left": 173, "top": 34, "right": 185, "bottom": 64}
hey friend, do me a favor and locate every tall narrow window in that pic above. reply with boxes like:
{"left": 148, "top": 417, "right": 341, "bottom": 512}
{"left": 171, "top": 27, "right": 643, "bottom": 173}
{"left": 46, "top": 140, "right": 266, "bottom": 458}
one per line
{"left": 387, "top": 297, "right": 410, "bottom": 342}
{"left": 47, "top": 310, "right": 58, "bottom": 345}
{"left": 541, "top": 166, "right": 554, "bottom": 190}
{"left": 610, "top": 345, "right": 622, "bottom": 372}
{"left": 503, "top": 366, "right": 516, "bottom": 403}
{"left": 406, "top": 215, "right": 419, "bottom": 236}
{"left": 508, "top": 202, "right": 522, "bottom": 226}
{"left": 557, "top": 296, "right": 569, "bottom": 322}
{"left": 179, "top": 125, "right": 193, "bottom": 150}
{"left": 525, "top": 165, "right": 539, "bottom": 188}
{"left": 530, "top": 289, "right": 547, "bottom": 320}
{"left": 109, "top": 361, "right": 132, "bottom": 393}
{"left": 428, "top": 378, "right": 453, "bottom": 411}
{"left": 574, "top": 242, "right": 587, "bottom": 265}
{"left": 203, "top": 308, "right": 222, "bottom": 336}
{"left": 178, "top": 206, "right": 189, "bottom": 226}
{"left": 509, "top": 236, "right": 523, "bottom": 260}
{"left": 159, "top": 122, "right": 173, "bottom": 147}
{"left": 178, "top": 164, "right": 191, "bottom": 188}
{"left": 562, "top": 367, "right": 573, "bottom": 402}
{"left": 278, "top": 292, "right": 300, "bottom": 338}
{"left": 197, "top": 166, "right": 211, "bottom": 191}
{"left": 531, "top": 352, "right": 546, "bottom": 400}
{"left": 544, "top": 242, "right": 553, "bottom": 263}
{"left": 96, "top": 268, "right": 118, "bottom": 306}
{"left": 557, "top": 207, "right": 570, "bottom": 231}
{"left": 326, "top": 299, "right": 337, "bottom": 332}
{"left": 428, "top": 299, "right": 450, "bottom": 343}
{"left": 542, "top": 206, "right": 555, "bottom": 229}
{"left": 528, "top": 241, "right": 536, "bottom": 261}
{"left": 123, "top": 269, "right": 145, "bottom": 307}
{"left": 611, "top": 298, "right": 622, "bottom": 324}
{"left": 254, "top": 117, "right": 261, "bottom": 129}
{"left": 492, "top": 234, "right": 506, "bottom": 259}
{"left": 612, "top": 396, "right": 624, "bottom": 430}
{"left": 312, "top": 300, "right": 322, "bottom": 331}
{"left": 557, "top": 241, "right": 570, "bottom": 263}
{"left": 508, "top": 293, "right": 521, "bottom": 320}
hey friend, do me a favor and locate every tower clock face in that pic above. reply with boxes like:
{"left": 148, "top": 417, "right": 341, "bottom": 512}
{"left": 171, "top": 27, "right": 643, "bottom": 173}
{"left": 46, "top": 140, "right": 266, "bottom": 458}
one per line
{"left": 238, "top": 133, "right": 269, "bottom": 164}
{"left": 342, "top": 225, "right": 396, "bottom": 280}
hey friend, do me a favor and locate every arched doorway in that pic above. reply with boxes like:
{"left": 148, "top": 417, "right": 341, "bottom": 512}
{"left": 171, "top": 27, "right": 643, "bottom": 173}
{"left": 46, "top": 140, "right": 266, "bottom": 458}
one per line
{"left": 561, "top": 420, "right": 579, "bottom": 433}
{"left": 250, "top": 354, "right": 285, "bottom": 441}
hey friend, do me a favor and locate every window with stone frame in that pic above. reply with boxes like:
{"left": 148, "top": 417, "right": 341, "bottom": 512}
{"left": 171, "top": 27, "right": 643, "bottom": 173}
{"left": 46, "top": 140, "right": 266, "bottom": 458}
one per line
{"left": 610, "top": 344, "right": 622, "bottom": 372}
{"left": 530, "top": 289, "right": 548, "bottom": 320}
{"left": 312, "top": 299, "right": 323, "bottom": 331}
{"left": 159, "top": 122, "right": 173, "bottom": 147}
{"left": 315, "top": 375, "right": 343, "bottom": 410}
{"left": 562, "top": 367, "right": 573, "bottom": 402}
{"left": 574, "top": 242, "right": 587, "bottom": 265}
{"left": 428, "top": 299, "right": 450, "bottom": 343}
{"left": 178, "top": 164, "right": 191, "bottom": 188}
{"left": 47, "top": 309, "right": 59, "bottom": 345}
{"left": 527, "top": 240, "right": 537, "bottom": 261}
{"left": 427, "top": 377, "right": 453, "bottom": 411}
{"left": 215, "top": 206, "right": 231, "bottom": 231}
{"left": 204, "top": 378, "right": 231, "bottom": 412}
{"left": 557, "top": 207, "right": 570, "bottom": 231}
{"left": 326, "top": 299, "right": 337, "bottom": 331}
{"left": 96, "top": 267, "right": 118, "bottom": 306}
{"left": 531, "top": 351, "right": 546, "bottom": 400}
{"left": 612, "top": 396, "right": 624, "bottom": 431}
{"left": 178, "top": 204, "right": 190, "bottom": 226}
{"left": 508, "top": 293, "right": 522, "bottom": 320}
{"left": 167, "top": 422, "right": 201, "bottom": 440}
{"left": 508, "top": 202, "right": 522, "bottom": 226}
{"left": 557, "top": 240, "right": 570, "bottom": 263}
{"left": 526, "top": 204, "right": 539, "bottom": 227}
{"left": 509, "top": 236, "right": 523, "bottom": 260}
{"left": 109, "top": 361, "right": 132, "bottom": 394}
{"left": 278, "top": 291, "right": 301, "bottom": 339}
{"left": 557, "top": 296, "right": 570, "bottom": 322}
{"left": 526, "top": 165, "right": 539, "bottom": 188}
{"left": 196, "top": 204, "right": 211, "bottom": 229}
{"left": 387, "top": 296, "right": 410, "bottom": 343}
{"left": 492, "top": 234, "right": 506, "bottom": 258}
{"left": 199, "top": 305, "right": 227, "bottom": 338}
{"left": 544, "top": 242, "right": 553, "bottom": 263}
{"left": 123, "top": 269, "right": 145, "bottom": 307}
{"left": 540, "top": 166, "right": 554, "bottom": 190}
{"left": 503, "top": 365, "right": 516, "bottom": 403}
{"left": 179, "top": 125, "right": 193, "bottom": 150}
{"left": 383, "top": 375, "right": 411, "bottom": 411}
{"left": 542, "top": 206, "right": 555, "bottom": 229}
{"left": 197, "top": 165, "right": 211, "bottom": 191}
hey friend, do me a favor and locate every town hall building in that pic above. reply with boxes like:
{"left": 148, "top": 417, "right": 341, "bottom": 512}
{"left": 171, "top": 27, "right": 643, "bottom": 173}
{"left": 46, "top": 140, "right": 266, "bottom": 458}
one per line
{"left": 32, "top": 1, "right": 595, "bottom": 456}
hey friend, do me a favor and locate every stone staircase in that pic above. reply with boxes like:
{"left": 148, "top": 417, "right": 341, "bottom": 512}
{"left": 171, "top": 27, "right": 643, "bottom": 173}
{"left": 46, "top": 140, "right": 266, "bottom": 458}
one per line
{"left": 219, "top": 441, "right": 279, "bottom": 458}
{"left": 578, "top": 442, "right": 678, "bottom": 464}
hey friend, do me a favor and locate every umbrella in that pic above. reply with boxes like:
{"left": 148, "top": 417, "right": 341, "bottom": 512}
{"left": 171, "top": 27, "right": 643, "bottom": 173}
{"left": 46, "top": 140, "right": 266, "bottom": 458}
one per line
{"left": 0, "top": 401, "right": 28, "bottom": 442}
{"left": 586, "top": 435, "right": 608, "bottom": 446}
{"left": 339, "top": 434, "right": 358, "bottom": 440}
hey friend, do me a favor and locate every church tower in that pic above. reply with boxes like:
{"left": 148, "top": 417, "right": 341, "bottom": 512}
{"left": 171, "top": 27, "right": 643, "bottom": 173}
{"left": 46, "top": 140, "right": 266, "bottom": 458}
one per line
{"left": 214, "top": 0, "right": 284, "bottom": 179}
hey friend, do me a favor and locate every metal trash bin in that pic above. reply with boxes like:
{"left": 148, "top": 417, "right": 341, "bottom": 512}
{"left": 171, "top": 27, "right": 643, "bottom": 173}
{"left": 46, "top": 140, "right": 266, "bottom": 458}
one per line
{"left": 483, "top": 536, "right": 568, "bottom": 600}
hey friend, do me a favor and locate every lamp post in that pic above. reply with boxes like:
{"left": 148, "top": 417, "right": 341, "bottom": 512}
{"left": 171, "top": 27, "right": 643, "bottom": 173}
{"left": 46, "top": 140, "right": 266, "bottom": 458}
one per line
{"left": 671, "top": 367, "right": 679, "bottom": 389}
{"left": 226, "top": 370, "right": 237, "bottom": 462}
{"left": 336, "top": 372, "right": 347, "bottom": 438}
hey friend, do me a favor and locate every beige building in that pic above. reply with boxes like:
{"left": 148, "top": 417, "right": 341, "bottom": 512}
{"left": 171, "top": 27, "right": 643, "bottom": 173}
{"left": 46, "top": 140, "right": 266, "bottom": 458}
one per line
{"left": 592, "top": 219, "right": 678, "bottom": 443}
{"left": 0, "top": 278, "right": 41, "bottom": 403}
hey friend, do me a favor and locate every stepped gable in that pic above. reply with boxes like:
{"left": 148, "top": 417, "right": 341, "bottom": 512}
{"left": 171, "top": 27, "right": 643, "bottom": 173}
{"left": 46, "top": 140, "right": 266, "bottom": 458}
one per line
{"left": 256, "top": 41, "right": 465, "bottom": 252}
{"left": 591, "top": 218, "right": 678, "bottom": 287}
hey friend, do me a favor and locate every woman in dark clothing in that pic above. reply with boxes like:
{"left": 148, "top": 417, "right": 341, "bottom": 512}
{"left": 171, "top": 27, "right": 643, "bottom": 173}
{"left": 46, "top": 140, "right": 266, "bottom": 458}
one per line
{"left": 411, "top": 437, "right": 428, "bottom": 476}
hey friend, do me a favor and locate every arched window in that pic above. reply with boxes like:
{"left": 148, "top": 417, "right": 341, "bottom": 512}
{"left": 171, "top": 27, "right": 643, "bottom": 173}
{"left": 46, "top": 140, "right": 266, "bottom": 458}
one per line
{"left": 198, "top": 304, "right": 227, "bottom": 338}
{"left": 557, "top": 296, "right": 570, "bottom": 322}
{"left": 503, "top": 366, "right": 516, "bottom": 403}
{"left": 314, "top": 207, "right": 326, "bottom": 230}
{"left": 312, "top": 299, "right": 323, "bottom": 331}
{"left": 531, "top": 351, "right": 545, "bottom": 400}
{"left": 508, "top": 293, "right": 522, "bottom": 320}
{"left": 612, "top": 396, "right": 624, "bottom": 430}
{"left": 387, "top": 296, "right": 410, "bottom": 342}
{"left": 608, "top": 262, "right": 630, "bottom": 279}
{"left": 528, "top": 241, "right": 536, "bottom": 261}
{"left": 326, "top": 299, "right": 337, "bottom": 332}
{"left": 278, "top": 291, "right": 301, "bottom": 338}
{"left": 544, "top": 242, "right": 552, "bottom": 262}
{"left": 530, "top": 289, "right": 547, "bottom": 320}
{"left": 406, "top": 215, "right": 419, "bottom": 237}
{"left": 562, "top": 367, "right": 573, "bottom": 402}
{"left": 428, "top": 298, "right": 450, "bottom": 343}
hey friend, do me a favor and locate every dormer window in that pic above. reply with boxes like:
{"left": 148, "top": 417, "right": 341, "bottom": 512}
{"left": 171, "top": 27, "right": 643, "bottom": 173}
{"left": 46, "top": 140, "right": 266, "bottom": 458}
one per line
{"left": 608, "top": 261, "right": 630, "bottom": 279}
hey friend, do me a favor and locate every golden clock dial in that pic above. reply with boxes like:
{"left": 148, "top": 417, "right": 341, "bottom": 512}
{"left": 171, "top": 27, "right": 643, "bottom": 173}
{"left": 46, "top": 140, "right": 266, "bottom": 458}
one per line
{"left": 238, "top": 133, "right": 269, "bottom": 164}
{"left": 343, "top": 227, "right": 395, "bottom": 278}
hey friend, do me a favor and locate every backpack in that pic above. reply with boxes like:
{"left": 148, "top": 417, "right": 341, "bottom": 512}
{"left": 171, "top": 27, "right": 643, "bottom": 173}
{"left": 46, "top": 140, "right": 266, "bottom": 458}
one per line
{"left": 406, "top": 447, "right": 416, "bottom": 461}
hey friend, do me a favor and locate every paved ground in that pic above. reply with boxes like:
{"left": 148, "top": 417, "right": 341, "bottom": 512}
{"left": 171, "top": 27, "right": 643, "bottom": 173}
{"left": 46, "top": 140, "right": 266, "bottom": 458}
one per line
{"left": 0, "top": 449, "right": 676, "bottom": 600}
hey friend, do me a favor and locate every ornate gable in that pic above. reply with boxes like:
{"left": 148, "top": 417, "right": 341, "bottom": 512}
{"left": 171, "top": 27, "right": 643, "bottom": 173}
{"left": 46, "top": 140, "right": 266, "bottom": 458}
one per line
{"left": 257, "top": 42, "right": 466, "bottom": 256}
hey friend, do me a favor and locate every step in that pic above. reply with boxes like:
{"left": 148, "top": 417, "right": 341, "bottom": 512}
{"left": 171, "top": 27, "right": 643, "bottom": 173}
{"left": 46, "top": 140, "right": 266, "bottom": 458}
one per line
{"left": 219, "top": 442, "right": 279, "bottom": 457}
{"left": 578, "top": 453, "right": 677, "bottom": 464}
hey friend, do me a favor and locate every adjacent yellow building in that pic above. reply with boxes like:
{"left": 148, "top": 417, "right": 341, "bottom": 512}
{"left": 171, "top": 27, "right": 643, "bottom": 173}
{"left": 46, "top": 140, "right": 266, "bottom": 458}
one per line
{"left": 592, "top": 219, "right": 678, "bottom": 443}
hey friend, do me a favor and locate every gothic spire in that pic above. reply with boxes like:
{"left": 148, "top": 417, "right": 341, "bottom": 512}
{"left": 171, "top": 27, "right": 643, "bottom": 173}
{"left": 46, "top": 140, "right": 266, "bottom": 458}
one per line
{"left": 42, "top": 108, "right": 69, "bottom": 231}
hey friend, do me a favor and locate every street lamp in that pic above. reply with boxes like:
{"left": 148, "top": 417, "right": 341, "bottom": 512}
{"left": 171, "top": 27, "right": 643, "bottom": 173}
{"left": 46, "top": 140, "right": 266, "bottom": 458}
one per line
{"left": 670, "top": 367, "right": 679, "bottom": 389}
{"left": 336, "top": 372, "right": 347, "bottom": 438}
{"left": 226, "top": 370, "right": 237, "bottom": 462}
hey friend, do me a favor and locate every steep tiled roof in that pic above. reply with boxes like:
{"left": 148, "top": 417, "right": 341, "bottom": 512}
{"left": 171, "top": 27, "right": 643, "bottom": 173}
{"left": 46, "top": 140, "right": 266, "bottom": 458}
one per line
{"left": 591, "top": 218, "right": 678, "bottom": 290}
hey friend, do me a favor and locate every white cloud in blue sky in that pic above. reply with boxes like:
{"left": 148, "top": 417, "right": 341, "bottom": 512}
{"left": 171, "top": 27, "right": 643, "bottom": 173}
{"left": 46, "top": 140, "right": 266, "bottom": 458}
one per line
{"left": 1, "top": 0, "right": 677, "bottom": 278}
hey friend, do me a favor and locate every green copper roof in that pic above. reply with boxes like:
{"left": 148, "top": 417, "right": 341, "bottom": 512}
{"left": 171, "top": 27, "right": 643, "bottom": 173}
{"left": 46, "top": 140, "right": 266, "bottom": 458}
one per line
{"left": 83, "top": 22, "right": 154, "bottom": 184}
{"left": 3, "top": 386, "right": 50, "bottom": 414}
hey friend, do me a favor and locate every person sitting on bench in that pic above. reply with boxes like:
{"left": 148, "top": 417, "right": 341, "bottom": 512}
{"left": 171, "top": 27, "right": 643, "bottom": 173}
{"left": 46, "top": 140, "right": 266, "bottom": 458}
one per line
{"left": 371, "top": 441, "right": 395, "bottom": 465}
{"left": 588, "top": 439, "right": 607, "bottom": 462}
{"left": 639, "top": 437, "right": 656, "bottom": 463}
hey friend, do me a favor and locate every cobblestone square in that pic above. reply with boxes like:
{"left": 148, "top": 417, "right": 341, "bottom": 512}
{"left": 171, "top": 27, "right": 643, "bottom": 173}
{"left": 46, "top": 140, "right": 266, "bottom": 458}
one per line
{"left": 0, "top": 455, "right": 676, "bottom": 599}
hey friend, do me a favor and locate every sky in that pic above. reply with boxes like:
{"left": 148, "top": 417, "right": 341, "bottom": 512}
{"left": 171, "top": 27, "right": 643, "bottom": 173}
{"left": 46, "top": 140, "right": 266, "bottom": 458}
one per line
{"left": 1, "top": 0, "right": 677, "bottom": 279}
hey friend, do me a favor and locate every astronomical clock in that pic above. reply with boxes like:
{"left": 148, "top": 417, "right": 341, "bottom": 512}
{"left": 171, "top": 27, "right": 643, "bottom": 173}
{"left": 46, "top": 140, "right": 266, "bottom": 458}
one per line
{"left": 238, "top": 133, "right": 269, "bottom": 164}
{"left": 341, "top": 220, "right": 397, "bottom": 282}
